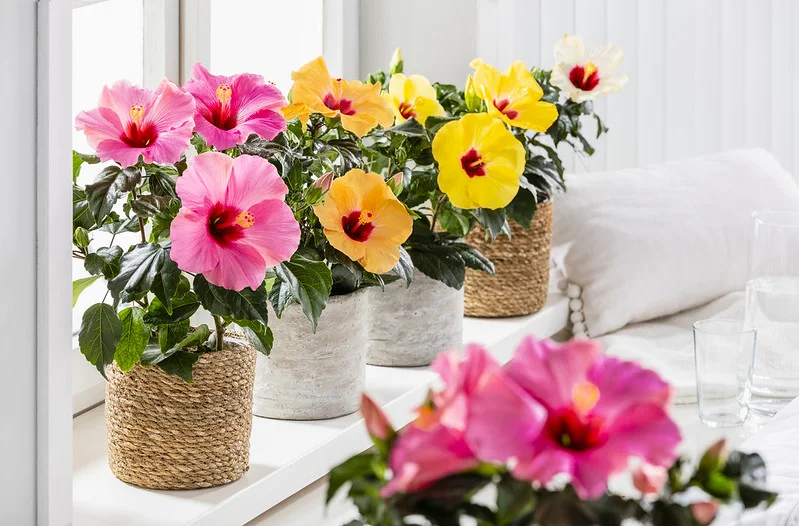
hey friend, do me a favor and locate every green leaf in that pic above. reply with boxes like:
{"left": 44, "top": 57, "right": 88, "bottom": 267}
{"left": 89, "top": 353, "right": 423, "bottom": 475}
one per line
{"left": 408, "top": 245, "right": 466, "bottom": 290}
{"left": 73, "top": 186, "right": 95, "bottom": 230}
{"left": 100, "top": 216, "right": 140, "bottom": 235}
{"left": 472, "top": 208, "right": 508, "bottom": 241}
{"left": 237, "top": 319, "right": 274, "bottom": 356}
{"left": 327, "top": 452, "right": 381, "bottom": 504}
{"left": 84, "top": 245, "right": 123, "bottom": 280}
{"left": 193, "top": 274, "right": 269, "bottom": 325}
{"left": 114, "top": 307, "right": 149, "bottom": 371}
{"left": 72, "top": 151, "right": 100, "bottom": 182}
{"left": 702, "top": 471, "right": 736, "bottom": 499}
{"left": 142, "top": 324, "right": 211, "bottom": 366}
{"left": 108, "top": 243, "right": 174, "bottom": 304}
{"left": 85, "top": 165, "right": 141, "bottom": 224}
{"left": 496, "top": 474, "right": 535, "bottom": 524}
{"left": 130, "top": 195, "right": 173, "bottom": 218}
{"left": 387, "top": 118, "right": 426, "bottom": 137}
{"left": 437, "top": 204, "right": 471, "bottom": 237}
{"left": 145, "top": 164, "right": 178, "bottom": 198}
{"left": 142, "top": 293, "right": 200, "bottom": 325}
{"left": 504, "top": 187, "right": 537, "bottom": 230}
{"left": 273, "top": 249, "right": 333, "bottom": 332}
{"left": 72, "top": 275, "right": 102, "bottom": 308}
{"left": 450, "top": 243, "right": 494, "bottom": 275}
{"left": 156, "top": 351, "right": 201, "bottom": 382}
{"left": 739, "top": 482, "right": 778, "bottom": 509}
{"left": 425, "top": 115, "right": 460, "bottom": 135}
{"left": 158, "top": 319, "right": 190, "bottom": 353}
{"left": 391, "top": 246, "right": 414, "bottom": 286}
{"left": 149, "top": 256, "right": 181, "bottom": 314}
{"left": 78, "top": 303, "right": 122, "bottom": 377}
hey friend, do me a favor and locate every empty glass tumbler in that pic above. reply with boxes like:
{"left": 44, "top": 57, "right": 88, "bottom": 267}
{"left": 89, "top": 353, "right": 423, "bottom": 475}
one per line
{"left": 745, "top": 210, "right": 799, "bottom": 415}
{"left": 693, "top": 320, "right": 755, "bottom": 427}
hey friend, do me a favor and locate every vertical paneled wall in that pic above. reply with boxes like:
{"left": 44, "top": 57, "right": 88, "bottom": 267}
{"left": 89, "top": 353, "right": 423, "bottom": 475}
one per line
{"left": 476, "top": 0, "right": 799, "bottom": 179}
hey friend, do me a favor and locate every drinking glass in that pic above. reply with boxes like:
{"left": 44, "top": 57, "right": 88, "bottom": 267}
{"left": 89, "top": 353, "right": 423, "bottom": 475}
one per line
{"left": 745, "top": 210, "right": 799, "bottom": 415}
{"left": 693, "top": 320, "right": 756, "bottom": 427}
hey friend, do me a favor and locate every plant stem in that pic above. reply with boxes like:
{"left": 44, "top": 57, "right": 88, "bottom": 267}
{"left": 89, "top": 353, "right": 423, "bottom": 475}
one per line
{"left": 213, "top": 314, "right": 225, "bottom": 353}
{"left": 430, "top": 194, "right": 446, "bottom": 230}
{"left": 130, "top": 188, "right": 147, "bottom": 244}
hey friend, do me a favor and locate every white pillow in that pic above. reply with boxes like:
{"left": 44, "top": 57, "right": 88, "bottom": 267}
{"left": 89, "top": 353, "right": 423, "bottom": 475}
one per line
{"left": 551, "top": 149, "right": 799, "bottom": 337}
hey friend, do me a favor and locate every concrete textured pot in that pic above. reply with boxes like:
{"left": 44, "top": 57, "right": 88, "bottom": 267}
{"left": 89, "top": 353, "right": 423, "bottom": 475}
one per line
{"left": 367, "top": 273, "right": 464, "bottom": 367}
{"left": 253, "top": 288, "right": 368, "bottom": 420}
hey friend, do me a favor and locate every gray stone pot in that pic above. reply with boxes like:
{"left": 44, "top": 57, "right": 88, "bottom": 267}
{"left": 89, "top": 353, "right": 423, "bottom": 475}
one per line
{"left": 253, "top": 288, "right": 368, "bottom": 420}
{"left": 367, "top": 273, "right": 464, "bottom": 367}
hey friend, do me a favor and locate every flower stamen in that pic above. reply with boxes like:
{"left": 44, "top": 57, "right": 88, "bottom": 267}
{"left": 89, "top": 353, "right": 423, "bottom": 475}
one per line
{"left": 236, "top": 210, "right": 255, "bottom": 228}
{"left": 216, "top": 83, "right": 232, "bottom": 105}
{"left": 129, "top": 104, "right": 144, "bottom": 124}
{"left": 358, "top": 210, "right": 374, "bottom": 225}
{"left": 572, "top": 381, "right": 600, "bottom": 415}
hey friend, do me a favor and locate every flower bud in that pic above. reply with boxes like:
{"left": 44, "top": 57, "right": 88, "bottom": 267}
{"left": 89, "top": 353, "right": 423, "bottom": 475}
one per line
{"left": 74, "top": 227, "right": 91, "bottom": 249}
{"left": 464, "top": 75, "right": 481, "bottom": 111}
{"left": 388, "top": 171, "right": 404, "bottom": 196}
{"left": 361, "top": 393, "right": 394, "bottom": 441}
{"left": 389, "top": 48, "right": 404, "bottom": 76}
{"left": 691, "top": 501, "right": 719, "bottom": 525}
{"left": 699, "top": 438, "right": 728, "bottom": 473}
{"left": 632, "top": 463, "right": 668, "bottom": 495}
{"left": 313, "top": 171, "right": 335, "bottom": 193}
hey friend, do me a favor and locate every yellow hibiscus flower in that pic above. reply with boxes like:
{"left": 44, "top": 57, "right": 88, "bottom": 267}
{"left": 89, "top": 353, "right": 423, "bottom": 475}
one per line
{"left": 432, "top": 113, "right": 525, "bottom": 210}
{"left": 382, "top": 73, "right": 445, "bottom": 125}
{"left": 313, "top": 169, "right": 413, "bottom": 273}
{"left": 282, "top": 57, "right": 394, "bottom": 137}
{"left": 470, "top": 59, "right": 558, "bottom": 132}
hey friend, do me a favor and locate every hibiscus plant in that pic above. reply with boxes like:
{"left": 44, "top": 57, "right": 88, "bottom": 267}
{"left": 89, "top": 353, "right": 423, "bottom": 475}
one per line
{"left": 329, "top": 337, "right": 778, "bottom": 526}
{"left": 73, "top": 67, "right": 301, "bottom": 381}
{"left": 356, "top": 37, "right": 626, "bottom": 289}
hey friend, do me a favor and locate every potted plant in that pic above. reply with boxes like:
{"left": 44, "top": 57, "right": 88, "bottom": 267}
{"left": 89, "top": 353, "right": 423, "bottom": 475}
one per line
{"left": 238, "top": 57, "right": 414, "bottom": 420}
{"left": 72, "top": 70, "right": 299, "bottom": 488}
{"left": 460, "top": 35, "right": 628, "bottom": 318}
{"left": 329, "top": 337, "right": 778, "bottom": 525}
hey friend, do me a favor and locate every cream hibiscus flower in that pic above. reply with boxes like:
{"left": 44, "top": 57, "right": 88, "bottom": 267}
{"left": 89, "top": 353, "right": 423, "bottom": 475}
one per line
{"left": 550, "top": 35, "right": 628, "bottom": 103}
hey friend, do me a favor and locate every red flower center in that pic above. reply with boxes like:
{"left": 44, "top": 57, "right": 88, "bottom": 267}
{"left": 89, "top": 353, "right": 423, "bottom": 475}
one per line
{"left": 206, "top": 104, "right": 239, "bottom": 131}
{"left": 545, "top": 408, "right": 606, "bottom": 451}
{"left": 122, "top": 121, "right": 159, "bottom": 148}
{"left": 342, "top": 210, "right": 374, "bottom": 242}
{"left": 207, "top": 203, "right": 245, "bottom": 246}
{"left": 569, "top": 64, "right": 600, "bottom": 91}
{"left": 398, "top": 101, "right": 416, "bottom": 120}
{"left": 493, "top": 98, "right": 519, "bottom": 120}
{"left": 323, "top": 93, "right": 357, "bottom": 116}
{"left": 460, "top": 148, "right": 486, "bottom": 178}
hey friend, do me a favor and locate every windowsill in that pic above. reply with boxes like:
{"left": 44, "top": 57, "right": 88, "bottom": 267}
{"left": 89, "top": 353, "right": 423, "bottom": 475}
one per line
{"left": 72, "top": 293, "right": 569, "bottom": 526}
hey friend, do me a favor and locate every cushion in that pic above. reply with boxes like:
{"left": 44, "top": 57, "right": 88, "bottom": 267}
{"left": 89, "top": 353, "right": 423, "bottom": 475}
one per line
{"left": 551, "top": 149, "right": 799, "bottom": 337}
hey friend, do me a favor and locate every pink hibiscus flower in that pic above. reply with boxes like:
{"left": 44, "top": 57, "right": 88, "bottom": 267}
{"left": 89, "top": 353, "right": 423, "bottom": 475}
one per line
{"left": 383, "top": 345, "right": 544, "bottom": 498}
{"left": 424, "top": 345, "right": 546, "bottom": 461}
{"left": 183, "top": 63, "right": 287, "bottom": 150}
{"left": 478, "top": 337, "right": 681, "bottom": 500}
{"left": 382, "top": 424, "right": 478, "bottom": 498}
{"left": 75, "top": 79, "right": 195, "bottom": 168}
{"left": 170, "top": 151, "right": 300, "bottom": 291}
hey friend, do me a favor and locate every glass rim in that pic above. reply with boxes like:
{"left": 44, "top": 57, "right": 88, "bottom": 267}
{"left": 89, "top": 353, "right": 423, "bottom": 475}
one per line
{"left": 692, "top": 318, "right": 756, "bottom": 334}
{"left": 752, "top": 210, "right": 799, "bottom": 227}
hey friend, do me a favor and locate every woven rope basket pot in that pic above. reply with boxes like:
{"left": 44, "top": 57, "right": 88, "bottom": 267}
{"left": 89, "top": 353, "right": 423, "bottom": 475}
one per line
{"left": 105, "top": 336, "right": 256, "bottom": 490}
{"left": 464, "top": 200, "right": 554, "bottom": 318}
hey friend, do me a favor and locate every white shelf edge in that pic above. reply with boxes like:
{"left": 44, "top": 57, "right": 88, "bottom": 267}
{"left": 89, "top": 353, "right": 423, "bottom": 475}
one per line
{"left": 73, "top": 293, "right": 569, "bottom": 526}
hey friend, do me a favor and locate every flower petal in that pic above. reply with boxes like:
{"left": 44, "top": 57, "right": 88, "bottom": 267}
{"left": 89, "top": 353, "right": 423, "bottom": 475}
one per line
{"left": 238, "top": 199, "right": 300, "bottom": 267}
{"left": 230, "top": 72, "right": 287, "bottom": 117}
{"left": 236, "top": 108, "right": 286, "bottom": 142}
{"left": 95, "top": 139, "right": 144, "bottom": 168}
{"left": 144, "top": 79, "right": 195, "bottom": 132}
{"left": 176, "top": 151, "right": 233, "bottom": 211}
{"left": 225, "top": 154, "right": 289, "bottom": 210}
{"left": 506, "top": 337, "right": 603, "bottom": 410}
{"left": 203, "top": 241, "right": 266, "bottom": 291}
{"left": 587, "top": 356, "right": 674, "bottom": 420}
{"left": 169, "top": 209, "right": 221, "bottom": 275}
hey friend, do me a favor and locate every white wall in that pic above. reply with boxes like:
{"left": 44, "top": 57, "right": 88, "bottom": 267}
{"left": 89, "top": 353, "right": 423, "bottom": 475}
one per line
{"left": 359, "top": 0, "right": 478, "bottom": 86}
{"left": 0, "top": 0, "right": 38, "bottom": 524}
{"left": 360, "top": 0, "right": 799, "bottom": 179}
